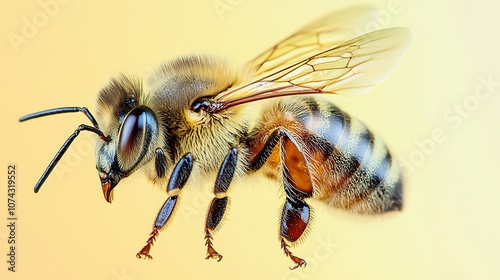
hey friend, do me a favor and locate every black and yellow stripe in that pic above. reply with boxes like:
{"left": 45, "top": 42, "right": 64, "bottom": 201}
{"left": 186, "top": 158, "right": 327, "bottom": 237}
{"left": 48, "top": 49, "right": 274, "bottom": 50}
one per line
{"left": 269, "top": 97, "right": 402, "bottom": 214}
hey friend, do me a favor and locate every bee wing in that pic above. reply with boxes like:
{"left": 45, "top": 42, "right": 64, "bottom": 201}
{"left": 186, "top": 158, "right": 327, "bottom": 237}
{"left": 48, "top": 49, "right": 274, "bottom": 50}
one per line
{"left": 250, "top": 6, "right": 376, "bottom": 79}
{"left": 216, "top": 27, "right": 413, "bottom": 109}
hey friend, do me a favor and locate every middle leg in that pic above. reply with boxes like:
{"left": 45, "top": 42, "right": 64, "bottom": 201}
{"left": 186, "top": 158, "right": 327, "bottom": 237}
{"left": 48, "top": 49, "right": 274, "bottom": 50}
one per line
{"left": 204, "top": 147, "right": 238, "bottom": 262}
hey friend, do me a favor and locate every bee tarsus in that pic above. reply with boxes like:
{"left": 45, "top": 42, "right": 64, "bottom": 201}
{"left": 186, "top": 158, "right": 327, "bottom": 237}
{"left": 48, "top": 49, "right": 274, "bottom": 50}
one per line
{"left": 281, "top": 238, "right": 307, "bottom": 270}
{"left": 205, "top": 230, "right": 223, "bottom": 262}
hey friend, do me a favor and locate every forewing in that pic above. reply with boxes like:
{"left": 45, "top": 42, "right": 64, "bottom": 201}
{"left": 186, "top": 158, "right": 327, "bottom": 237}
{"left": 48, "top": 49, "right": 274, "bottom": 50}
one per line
{"left": 250, "top": 6, "right": 375, "bottom": 80}
{"left": 217, "top": 27, "right": 413, "bottom": 108}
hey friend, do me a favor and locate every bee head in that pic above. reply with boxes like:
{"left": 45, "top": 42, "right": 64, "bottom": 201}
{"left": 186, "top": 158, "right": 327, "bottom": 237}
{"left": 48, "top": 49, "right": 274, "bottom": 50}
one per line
{"left": 95, "top": 76, "right": 160, "bottom": 203}
{"left": 19, "top": 75, "right": 162, "bottom": 203}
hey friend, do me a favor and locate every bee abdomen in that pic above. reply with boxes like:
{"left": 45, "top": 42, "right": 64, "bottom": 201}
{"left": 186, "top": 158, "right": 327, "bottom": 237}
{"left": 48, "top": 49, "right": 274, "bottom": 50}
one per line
{"left": 297, "top": 99, "right": 402, "bottom": 214}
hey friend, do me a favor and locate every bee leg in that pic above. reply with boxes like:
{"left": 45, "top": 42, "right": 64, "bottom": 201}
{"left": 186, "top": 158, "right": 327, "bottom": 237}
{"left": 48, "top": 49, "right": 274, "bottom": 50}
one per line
{"left": 204, "top": 148, "right": 238, "bottom": 262}
{"left": 249, "top": 128, "right": 284, "bottom": 171}
{"left": 280, "top": 197, "right": 310, "bottom": 270}
{"left": 279, "top": 131, "right": 314, "bottom": 269}
{"left": 248, "top": 128, "right": 313, "bottom": 268}
{"left": 154, "top": 147, "right": 168, "bottom": 179}
{"left": 136, "top": 153, "right": 193, "bottom": 260}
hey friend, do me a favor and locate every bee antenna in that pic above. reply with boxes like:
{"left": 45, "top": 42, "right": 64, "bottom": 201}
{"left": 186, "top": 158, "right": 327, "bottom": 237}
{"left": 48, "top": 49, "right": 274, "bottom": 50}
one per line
{"left": 19, "top": 107, "right": 101, "bottom": 128}
{"left": 19, "top": 107, "right": 110, "bottom": 193}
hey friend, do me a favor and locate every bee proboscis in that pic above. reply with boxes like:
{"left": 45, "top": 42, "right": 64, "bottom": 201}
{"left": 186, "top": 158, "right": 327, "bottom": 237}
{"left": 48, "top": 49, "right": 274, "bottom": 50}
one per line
{"left": 20, "top": 7, "right": 412, "bottom": 269}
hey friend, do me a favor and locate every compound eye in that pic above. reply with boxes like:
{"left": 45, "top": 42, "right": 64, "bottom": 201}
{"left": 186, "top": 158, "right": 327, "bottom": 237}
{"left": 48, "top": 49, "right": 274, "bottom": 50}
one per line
{"left": 117, "top": 107, "right": 151, "bottom": 172}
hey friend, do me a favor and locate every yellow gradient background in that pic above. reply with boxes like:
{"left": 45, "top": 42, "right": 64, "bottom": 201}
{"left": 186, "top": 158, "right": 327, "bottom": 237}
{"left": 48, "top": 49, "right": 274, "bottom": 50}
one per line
{"left": 1, "top": 0, "right": 499, "bottom": 279}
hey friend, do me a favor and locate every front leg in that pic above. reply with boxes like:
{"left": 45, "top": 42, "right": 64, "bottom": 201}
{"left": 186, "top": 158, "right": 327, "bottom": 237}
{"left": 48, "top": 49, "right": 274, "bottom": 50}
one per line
{"left": 136, "top": 152, "right": 193, "bottom": 259}
{"left": 204, "top": 148, "right": 238, "bottom": 262}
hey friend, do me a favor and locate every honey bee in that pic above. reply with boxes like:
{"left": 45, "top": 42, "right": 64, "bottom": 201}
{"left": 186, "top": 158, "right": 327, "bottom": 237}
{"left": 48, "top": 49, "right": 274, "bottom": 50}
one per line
{"left": 20, "top": 7, "right": 412, "bottom": 269}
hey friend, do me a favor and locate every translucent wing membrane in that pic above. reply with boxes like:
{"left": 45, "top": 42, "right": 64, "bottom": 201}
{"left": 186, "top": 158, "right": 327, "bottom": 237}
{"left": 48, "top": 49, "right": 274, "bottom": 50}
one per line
{"left": 251, "top": 6, "right": 375, "bottom": 79}
{"left": 216, "top": 27, "right": 413, "bottom": 109}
